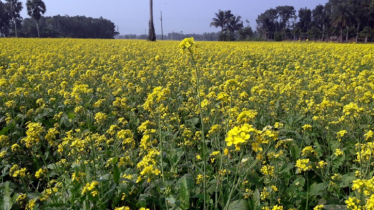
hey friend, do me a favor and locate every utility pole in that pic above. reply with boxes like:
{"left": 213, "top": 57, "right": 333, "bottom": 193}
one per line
{"left": 160, "top": 11, "right": 164, "bottom": 40}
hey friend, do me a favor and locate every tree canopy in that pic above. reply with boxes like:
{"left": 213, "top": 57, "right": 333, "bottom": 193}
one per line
{"left": 18, "top": 15, "right": 118, "bottom": 38}
{"left": 26, "top": 0, "right": 46, "bottom": 38}
{"left": 210, "top": 0, "right": 374, "bottom": 42}
{"left": 5, "top": 0, "right": 23, "bottom": 37}
{"left": 255, "top": 0, "right": 374, "bottom": 42}
{"left": 210, "top": 9, "right": 250, "bottom": 41}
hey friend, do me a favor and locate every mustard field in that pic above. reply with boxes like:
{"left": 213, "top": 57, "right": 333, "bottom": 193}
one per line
{"left": 1, "top": 38, "right": 374, "bottom": 210}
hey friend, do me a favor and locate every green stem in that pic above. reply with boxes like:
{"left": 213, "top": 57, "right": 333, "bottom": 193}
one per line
{"left": 217, "top": 96, "right": 233, "bottom": 208}
{"left": 214, "top": 139, "right": 221, "bottom": 210}
{"left": 158, "top": 116, "right": 168, "bottom": 210}
{"left": 306, "top": 174, "right": 309, "bottom": 210}
{"left": 37, "top": 149, "right": 56, "bottom": 201}
{"left": 89, "top": 139, "right": 97, "bottom": 179}
{"left": 189, "top": 49, "right": 207, "bottom": 209}
{"left": 224, "top": 152, "right": 244, "bottom": 210}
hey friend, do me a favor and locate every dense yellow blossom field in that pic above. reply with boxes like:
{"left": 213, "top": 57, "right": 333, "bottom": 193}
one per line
{"left": 1, "top": 38, "right": 374, "bottom": 210}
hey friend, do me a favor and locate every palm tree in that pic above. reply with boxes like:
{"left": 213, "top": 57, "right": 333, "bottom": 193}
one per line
{"left": 224, "top": 10, "right": 234, "bottom": 25}
{"left": 210, "top": 10, "right": 226, "bottom": 32}
{"left": 26, "top": 0, "right": 46, "bottom": 38}
{"left": 330, "top": 3, "right": 352, "bottom": 42}
{"left": 5, "top": 0, "right": 23, "bottom": 37}
{"left": 148, "top": 0, "right": 156, "bottom": 41}
{"left": 227, "top": 15, "right": 243, "bottom": 40}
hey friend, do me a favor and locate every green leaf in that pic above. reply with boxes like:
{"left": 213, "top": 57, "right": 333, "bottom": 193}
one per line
{"left": 290, "top": 143, "right": 300, "bottom": 160}
{"left": 280, "top": 163, "right": 294, "bottom": 173}
{"left": 330, "top": 141, "right": 341, "bottom": 151}
{"left": 323, "top": 204, "right": 347, "bottom": 210}
{"left": 228, "top": 199, "right": 249, "bottom": 210}
{"left": 85, "top": 166, "right": 91, "bottom": 182}
{"left": 253, "top": 188, "right": 260, "bottom": 207}
{"left": 137, "top": 194, "right": 147, "bottom": 207}
{"left": 67, "top": 112, "right": 75, "bottom": 119}
{"left": 112, "top": 157, "right": 118, "bottom": 164}
{"left": 178, "top": 174, "right": 194, "bottom": 209}
{"left": 0, "top": 126, "right": 10, "bottom": 135}
{"left": 340, "top": 173, "right": 355, "bottom": 188}
{"left": 309, "top": 182, "right": 328, "bottom": 197}
{"left": 104, "top": 184, "right": 117, "bottom": 198}
{"left": 26, "top": 193, "right": 40, "bottom": 199}
{"left": 119, "top": 178, "right": 136, "bottom": 185}
{"left": 11, "top": 193, "right": 19, "bottom": 207}
{"left": 113, "top": 164, "right": 120, "bottom": 185}
{"left": 40, "top": 203, "right": 69, "bottom": 210}
{"left": 325, "top": 198, "right": 340, "bottom": 205}
{"left": 318, "top": 198, "right": 327, "bottom": 205}
{"left": 166, "top": 196, "right": 176, "bottom": 205}
{"left": 279, "top": 129, "right": 302, "bottom": 140}
{"left": 3, "top": 181, "right": 13, "bottom": 210}
{"left": 190, "top": 118, "right": 199, "bottom": 126}
{"left": 291, "top": 177, "right": 305, "bottom": 188}
{"left": 293, "top": 115, "right": 305, "bottom": 125}
{"left": 98, "top": 174, "right": 110, "bottom": 182}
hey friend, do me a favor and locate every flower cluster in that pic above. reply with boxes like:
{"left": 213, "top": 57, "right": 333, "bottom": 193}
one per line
{"left": 225, "top": 124, "right": 257, "bottom": 150}
{"left": 179, "top": 37, "right": 195, "bottom": 51}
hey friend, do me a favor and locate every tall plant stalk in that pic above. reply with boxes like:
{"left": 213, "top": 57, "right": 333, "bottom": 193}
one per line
{"left": 187, "top": 48, "right": 207, "bottom": 209}
{"left": 158, "top": 116, "right": 169, "bottom": 210}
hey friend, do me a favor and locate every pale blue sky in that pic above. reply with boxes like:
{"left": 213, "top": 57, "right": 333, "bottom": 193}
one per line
{"left": 19, "top": 0, "right": 328, "bottom": 35}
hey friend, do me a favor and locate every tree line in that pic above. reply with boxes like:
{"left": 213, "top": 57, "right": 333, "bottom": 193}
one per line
{"left": 117, "top": 32, "right": 221, "bottom": 41}
{"left": 19, "top": 15, "right": 118, "bottom": 38}
{"left": 255, "top": 0, "right": 374, "bottom": 42}
{"left": 0, "top": 0, "right": 118, "bottom": 38}
{"left": 210, "top": 0, "right": 374, "bottom": 42}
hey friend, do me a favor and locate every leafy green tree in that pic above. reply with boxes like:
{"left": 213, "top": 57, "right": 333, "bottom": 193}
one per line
{"left": 227, "top": 15, "right": 243, "bottom": 41}
{"left": 0, "top": 1, "right": 11, "bottom": 37}
{"left": 224, "top": 10, "right": 234, "bottom": 25}
{"left": 330, "top": 2, "right": 353, "bottom": 42}
{"left": 322, "top": 2, "right": 334, "bottom": 40}
{"left": 312, "top": 4, "right": 326, "bottom": 40}
{"left": 298, "top": 7, "right": 312, "bottom": 38}
{"left": 307, "top": 25, "right": 322, "bottom": 40}
{"left": 148, "top": 0, "right": 156, "bottom": 41}
{"left": 238, "top": 26, "right": 253, "bottom": 40}
{"left": 347, "top": 0, "right": 373, "bottom": 42}
{"left": 276, "top": 6, "right": 296, "bottom": 31}
{"left": 18, "top": 15, "right": 118, "bottom": 38}
{"left": 26, "top": 0, "right": 46, "bottom": 38}
{"left": 292, "top": 26, "right": 302, "bottom": 40}
{"left": 256, "top": 6, "right": 298, "bottom": 40}
{"left": 210, "top": 10, "right": 242, "bottom": 41}
{"left": 210, "top": 10, "right": 226, "bottom": 33}
{"left": 360, "top": 26, "right": 373, "bottom": 42}
{"left": 256, "top": 8, "right": 278, "bottom": 40}
{"left": 5, "top": 0, "right": 22, "bottom": 37}
{"left": 255, "top": 0, "right": 374, "bottom": 42}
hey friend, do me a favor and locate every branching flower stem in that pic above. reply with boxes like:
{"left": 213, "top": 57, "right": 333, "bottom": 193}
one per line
{"left": 188, "top": 49, "right": 207, "bottom": 209}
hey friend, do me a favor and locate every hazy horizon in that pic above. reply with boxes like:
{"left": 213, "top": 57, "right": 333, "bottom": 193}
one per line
{"left": 18, "top": 0, "right": 328, "bottom": 35}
